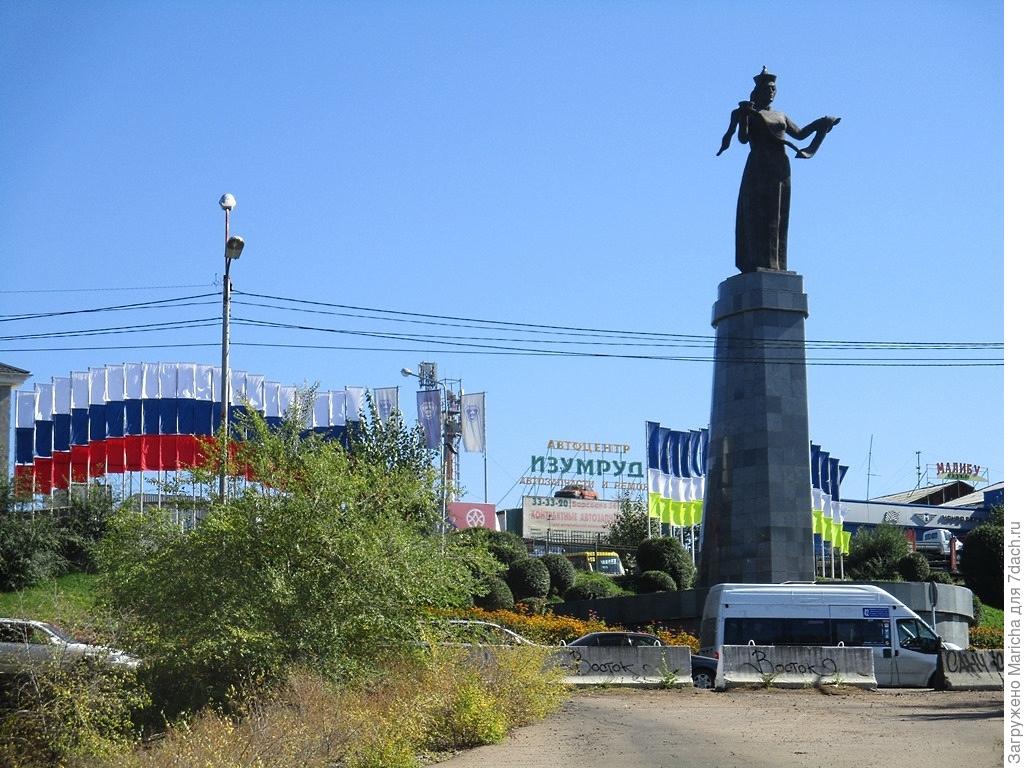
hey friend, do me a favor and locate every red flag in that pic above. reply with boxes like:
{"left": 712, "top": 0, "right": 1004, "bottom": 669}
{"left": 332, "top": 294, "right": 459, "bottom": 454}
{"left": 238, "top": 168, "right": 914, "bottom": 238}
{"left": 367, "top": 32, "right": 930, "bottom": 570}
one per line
{"left": 13, "top": 465, "right": 34, "bottom": 496}
{"left": 89, "top": 440, "right": 107, "bottom": 477}
{"left": 71, "top": 445, "right": 89, "bottom": 482}
{"left": 52, "top": 452, "right": 72, "bottom": 489}
{"left": 161, "top": 435, "right": 180, "bottom": 471}
{"left": 33, "top": 458, "right": 54, "bottom": 494}
{"left": 141, "top": 435, "right": 160, "bottom": 471}
{"left": 176, "top": 435, "right": 199, "bottom": 467}
{"left": 106, "top": 437, "right": 126, "bottom": 474}
{"left": 124, "top": 436, "right": 142, "bottom": 472}
{"left": 446, "top": 502, "right": 499, "bottom": 531}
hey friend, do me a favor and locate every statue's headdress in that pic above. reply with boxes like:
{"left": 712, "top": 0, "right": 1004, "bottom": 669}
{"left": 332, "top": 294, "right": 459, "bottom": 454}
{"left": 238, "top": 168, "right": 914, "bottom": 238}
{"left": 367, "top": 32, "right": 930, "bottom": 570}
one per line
{"left": 752, "top": 66, "right": 777, "bottom": 85}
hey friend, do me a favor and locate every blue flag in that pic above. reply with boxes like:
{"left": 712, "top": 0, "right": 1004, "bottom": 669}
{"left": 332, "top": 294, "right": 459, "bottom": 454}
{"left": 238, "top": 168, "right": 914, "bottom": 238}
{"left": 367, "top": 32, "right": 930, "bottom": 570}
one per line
{"left": 417, "top": 389, "right": 442, "bottom": 450}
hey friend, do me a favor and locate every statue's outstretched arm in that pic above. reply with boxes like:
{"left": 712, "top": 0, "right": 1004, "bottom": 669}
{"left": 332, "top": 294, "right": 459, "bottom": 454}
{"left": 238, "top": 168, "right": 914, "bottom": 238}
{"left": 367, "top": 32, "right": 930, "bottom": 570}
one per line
{"left": 786, "top": 115, "right": 841, "bottom": 159}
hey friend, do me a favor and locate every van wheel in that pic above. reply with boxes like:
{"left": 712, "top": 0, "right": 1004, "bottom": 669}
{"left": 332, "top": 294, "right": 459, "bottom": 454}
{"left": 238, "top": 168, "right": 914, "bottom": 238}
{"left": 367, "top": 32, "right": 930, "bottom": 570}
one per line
{"left": 692, "top": 670, "right": 716, "bottom": 689}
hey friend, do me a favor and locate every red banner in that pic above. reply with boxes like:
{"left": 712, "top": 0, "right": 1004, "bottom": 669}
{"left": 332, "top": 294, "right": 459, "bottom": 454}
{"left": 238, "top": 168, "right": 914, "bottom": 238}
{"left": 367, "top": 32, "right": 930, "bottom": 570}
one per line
{"left": 447, "top": 502, "right": 498, "bottom": 531}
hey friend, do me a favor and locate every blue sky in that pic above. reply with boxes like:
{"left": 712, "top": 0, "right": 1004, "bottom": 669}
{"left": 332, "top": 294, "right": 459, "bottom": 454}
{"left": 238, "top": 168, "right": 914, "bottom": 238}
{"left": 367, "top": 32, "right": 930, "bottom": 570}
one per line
{"left": 0, "top": 1, "right": 1005, "bottom": 507}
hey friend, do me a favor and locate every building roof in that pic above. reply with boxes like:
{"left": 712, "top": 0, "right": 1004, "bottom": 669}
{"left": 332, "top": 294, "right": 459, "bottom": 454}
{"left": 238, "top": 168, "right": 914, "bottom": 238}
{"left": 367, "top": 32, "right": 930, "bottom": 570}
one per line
{"left": 0, "top": 362, "right": 31, "bottom": 387}
{"left": 938, "top": 481, "right": 1004, "bottom": 508}
{"left": 871, "top": 480, "right": 976, "bottom": 506}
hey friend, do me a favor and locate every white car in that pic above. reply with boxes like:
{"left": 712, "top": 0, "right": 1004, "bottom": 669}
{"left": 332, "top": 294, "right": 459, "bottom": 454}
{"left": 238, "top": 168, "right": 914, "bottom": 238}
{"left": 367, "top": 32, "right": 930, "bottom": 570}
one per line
{"left": 434, "top": 619, "right": 538, "bottom": 646}
{"left": 0, "top": 618, "right": 140, "bottom": 674}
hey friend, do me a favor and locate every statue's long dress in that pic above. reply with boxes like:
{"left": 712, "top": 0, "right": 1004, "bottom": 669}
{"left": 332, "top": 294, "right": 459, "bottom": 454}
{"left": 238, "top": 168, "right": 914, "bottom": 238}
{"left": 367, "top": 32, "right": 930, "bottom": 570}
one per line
{"left": 736, "top": 110, "right": 791, "bottom": 272}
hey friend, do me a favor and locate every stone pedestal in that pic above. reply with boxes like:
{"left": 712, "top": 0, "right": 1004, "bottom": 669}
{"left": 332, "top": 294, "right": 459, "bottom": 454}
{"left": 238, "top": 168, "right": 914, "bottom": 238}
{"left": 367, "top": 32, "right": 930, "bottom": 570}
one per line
{"left": 697, "top": 270, "right": 813, "bottom": 587}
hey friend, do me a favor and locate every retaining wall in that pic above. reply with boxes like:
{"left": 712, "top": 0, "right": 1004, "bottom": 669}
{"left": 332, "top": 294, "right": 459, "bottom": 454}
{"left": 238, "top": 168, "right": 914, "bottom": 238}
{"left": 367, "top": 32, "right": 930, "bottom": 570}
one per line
{"left": 940, "top": 649, "right": 1003, "bottom": 690}
{"left": 718, "top": 645, "right": 876, "bottom": 689}
{"left": 549, "top": 646, "right": 693, "bottom": 686}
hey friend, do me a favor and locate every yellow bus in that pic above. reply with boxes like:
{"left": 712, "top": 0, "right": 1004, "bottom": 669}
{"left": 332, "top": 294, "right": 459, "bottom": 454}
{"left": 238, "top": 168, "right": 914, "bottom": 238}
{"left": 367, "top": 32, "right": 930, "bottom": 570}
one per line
{"left": 565, "top": 551, "right": 625, "bottom": 577}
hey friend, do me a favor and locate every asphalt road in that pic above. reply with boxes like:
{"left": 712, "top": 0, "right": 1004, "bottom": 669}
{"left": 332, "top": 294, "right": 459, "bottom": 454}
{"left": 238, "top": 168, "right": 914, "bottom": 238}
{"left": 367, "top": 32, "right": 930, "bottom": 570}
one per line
{"left": 435, "top": 687, "right": 1004, "bottom": 768}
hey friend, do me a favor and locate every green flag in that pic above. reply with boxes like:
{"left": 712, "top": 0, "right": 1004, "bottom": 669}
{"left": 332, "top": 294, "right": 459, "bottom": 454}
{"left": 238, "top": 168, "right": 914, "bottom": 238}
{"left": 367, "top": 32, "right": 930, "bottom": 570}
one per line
{"left": 670, "top": 500, "right": 684, "bottom": 527}
{"left": 813, "top": 509, "right": 824, "bottom": 536}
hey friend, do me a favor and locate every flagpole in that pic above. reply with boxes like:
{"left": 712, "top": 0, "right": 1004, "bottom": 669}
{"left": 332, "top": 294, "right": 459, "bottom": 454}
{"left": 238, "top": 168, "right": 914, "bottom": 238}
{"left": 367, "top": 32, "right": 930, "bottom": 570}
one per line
{"left": 482, "top": 393, "right": 488, "bottom": 504}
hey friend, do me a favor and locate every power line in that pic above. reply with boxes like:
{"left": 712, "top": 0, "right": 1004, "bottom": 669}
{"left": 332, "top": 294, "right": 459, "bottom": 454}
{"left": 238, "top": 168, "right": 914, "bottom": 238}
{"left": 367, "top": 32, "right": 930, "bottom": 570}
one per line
{"left": 0, "top": 293, "right": 219, "bottom": 322}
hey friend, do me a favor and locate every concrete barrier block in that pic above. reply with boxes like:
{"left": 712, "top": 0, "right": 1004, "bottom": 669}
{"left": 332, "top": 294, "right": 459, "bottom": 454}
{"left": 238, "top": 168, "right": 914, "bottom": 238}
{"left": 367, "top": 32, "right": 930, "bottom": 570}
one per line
{"left": 551, "top": 646, "right": 693, "bottom": 686}
{"left": 718, "top": 645, "right": 876, "bottom": 690}
{"left": 940, "top": 649, "right": 1003, "bottom": 690}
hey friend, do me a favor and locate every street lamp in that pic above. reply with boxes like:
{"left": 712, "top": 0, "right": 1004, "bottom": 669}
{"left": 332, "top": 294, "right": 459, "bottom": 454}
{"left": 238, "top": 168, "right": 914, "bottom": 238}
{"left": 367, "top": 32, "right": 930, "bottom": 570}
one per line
{"left": 219, "top": 194, "right": 244, "bottom": 502}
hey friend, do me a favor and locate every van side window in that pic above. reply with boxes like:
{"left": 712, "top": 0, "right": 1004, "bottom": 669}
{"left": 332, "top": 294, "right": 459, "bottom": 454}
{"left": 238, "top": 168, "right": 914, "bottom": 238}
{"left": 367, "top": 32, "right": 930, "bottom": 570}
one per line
{"left": 831, "top": 619, "right": 891, "bottom": 647}
{"left": 723, "top": 618, "right": 830, "bottom": 646}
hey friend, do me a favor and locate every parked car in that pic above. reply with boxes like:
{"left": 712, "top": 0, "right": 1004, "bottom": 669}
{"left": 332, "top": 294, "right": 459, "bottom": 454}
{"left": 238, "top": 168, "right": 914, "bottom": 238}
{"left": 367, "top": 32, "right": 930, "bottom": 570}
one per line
{"left": 564, "top": 631, "right": 662, "bottom": 648}
{"left": 434, "top": 619, "right": 538, "bottom": 646}
{"left": 0, "top": 618, "right": 140, "bottom": 675}
{"left": 690, "top": 654, "right": 718, "bottom": 689}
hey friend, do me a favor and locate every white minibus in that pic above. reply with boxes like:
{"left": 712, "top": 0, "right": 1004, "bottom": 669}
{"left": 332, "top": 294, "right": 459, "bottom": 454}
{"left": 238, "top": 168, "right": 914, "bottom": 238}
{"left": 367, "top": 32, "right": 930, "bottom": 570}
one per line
{"left": 699, "top": 583, "right": 955, "bottom": 687}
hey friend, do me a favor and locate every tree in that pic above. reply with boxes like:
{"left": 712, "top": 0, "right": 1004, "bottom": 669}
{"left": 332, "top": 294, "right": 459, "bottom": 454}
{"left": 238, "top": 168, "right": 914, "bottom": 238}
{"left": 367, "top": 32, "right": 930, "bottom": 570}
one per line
{"left": 506, "top": 558, "right": 551, "bottom": 602}
{"left": 98, "top": 403, "right": 493, "bottom": 715}
{"left": 607, "top": 494, "right": 654, "bottom": 571}
{"left": 960, "top": 523, "right": 1003, "bottom": 607}
{"left": 540, "top": 553, "right": 575, "bottom": 596}
{"left": 636, "top": 537, "right": 694, "bottom": 590}
{"left": 846, "top": 523, "right": 910, "bottom": 581}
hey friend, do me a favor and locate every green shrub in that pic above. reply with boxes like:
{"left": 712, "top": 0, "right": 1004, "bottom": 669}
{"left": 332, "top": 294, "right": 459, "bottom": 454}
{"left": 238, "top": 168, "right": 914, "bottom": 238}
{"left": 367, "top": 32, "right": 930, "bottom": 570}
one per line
{"left": 457, "top": 528, "right": 528, "bottom": 568}
{"left": 897, "top": 552, "right": 930, "bottom": 582}
{"left": 0, "top": 512, "right": 63, "bottom": 592}
{"left": 516, "top": 597, "right": 547, "bottom": 615}
{"left": 540, "top": 553, "right": 575, "bottom": 596}
{"left": 960, "top": 524, "right": 1003, "bottom": 607}
{"left": 446, "top": 679, "right": 509, "bottom": 746}
{"left": 474, "top": 575, "right": 515, "bottom": 611}
{"left": 505, "top": 558, "right": 550, "bottom": 601}
{"left": 927, "top": 571, "right": 954, "bottom": 584}
{"left": 635, "top": 570, "right": 677, "bottom": 593}
{"left": 636, "top": 537, "right": 693, "bottom": 590}
{"left": 846, "top": 523, "right": 910, "bottom": 581}
{"left": 0, "top": 662, "right": 149, "bottom": 767}
{"left": 563, "top": 572, "right": 618, "bottom": 601}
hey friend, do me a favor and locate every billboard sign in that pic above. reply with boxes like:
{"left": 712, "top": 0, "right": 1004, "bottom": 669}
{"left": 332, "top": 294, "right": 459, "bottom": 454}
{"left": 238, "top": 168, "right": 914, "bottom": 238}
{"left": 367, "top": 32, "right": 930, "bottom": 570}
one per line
{"left": 521, "top": 495, "right": 623, "bottom": 539}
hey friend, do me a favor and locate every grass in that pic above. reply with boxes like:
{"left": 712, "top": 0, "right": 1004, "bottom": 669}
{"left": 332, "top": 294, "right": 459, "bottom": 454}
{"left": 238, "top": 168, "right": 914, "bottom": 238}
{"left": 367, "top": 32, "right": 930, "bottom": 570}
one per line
{"left": 0, "top": 572, "right": 98, "bottom": 624}
{"left": 978, "top": 603, "right": 1002, "bottom": 628}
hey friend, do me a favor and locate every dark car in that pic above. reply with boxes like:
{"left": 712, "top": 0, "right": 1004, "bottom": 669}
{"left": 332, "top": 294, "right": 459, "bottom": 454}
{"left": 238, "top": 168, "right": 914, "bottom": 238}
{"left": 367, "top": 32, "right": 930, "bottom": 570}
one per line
{"left": 564, "top": 631, "right": 662, "bottom": 648}
{"left": 690, "top": 654, "right": 718, "bottom": 689}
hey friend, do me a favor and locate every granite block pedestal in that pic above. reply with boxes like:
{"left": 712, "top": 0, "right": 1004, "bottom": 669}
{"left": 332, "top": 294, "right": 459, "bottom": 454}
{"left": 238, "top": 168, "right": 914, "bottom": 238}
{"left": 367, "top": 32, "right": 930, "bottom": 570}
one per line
{"left": 697, "top": 270, "right": 813, "bottom": 587}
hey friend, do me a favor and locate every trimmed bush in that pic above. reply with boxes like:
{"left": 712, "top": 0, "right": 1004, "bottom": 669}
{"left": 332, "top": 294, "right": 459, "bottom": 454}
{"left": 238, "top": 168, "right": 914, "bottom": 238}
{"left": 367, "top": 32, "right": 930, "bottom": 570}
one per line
{"left": 516, "top": 597, "right": 547, "bottom": 615}
{"left": 897, "top": 552, "right": 930, "bottom": 582}
{"left": 540, "top": 554, "right": 575, "bottom": 596}
{"left": 505, "top": 558, "right": 550, "bottom": 602}
{"left": 960, "top": 524, "right": 1003, "bottom": 607}
{"left": 563, "top": 574, "right": 616, "bottom": 601}
{"left": 474, "top": 575, "right": 515, "bottom": 612}
{"left": 635, "top": 570, "right": 677, "bottom": 593}
{"left": 636, "top": 537, "right": 694, "bottom": 590}
{"left": 927, "top": 571, "right": 954, "bottom": 584}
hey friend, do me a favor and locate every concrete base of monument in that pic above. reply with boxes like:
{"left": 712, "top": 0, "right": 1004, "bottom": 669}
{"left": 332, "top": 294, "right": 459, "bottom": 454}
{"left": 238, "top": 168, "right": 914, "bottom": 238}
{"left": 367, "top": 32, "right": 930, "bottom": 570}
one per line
{"left": 698, "top": 269, "right": 814, "bottom": 587}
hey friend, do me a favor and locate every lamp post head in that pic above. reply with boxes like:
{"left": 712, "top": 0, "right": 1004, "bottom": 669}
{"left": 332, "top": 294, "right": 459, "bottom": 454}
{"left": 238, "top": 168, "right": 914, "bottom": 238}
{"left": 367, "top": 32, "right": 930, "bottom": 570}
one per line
{"left": 219, "top": 193, "right": 237, "bottom": 211}
{"left": 400, "top": 368, "right": 415, "bottom": 378}
{"left": 225, "top": 235, "right": 245, "bottom": 260}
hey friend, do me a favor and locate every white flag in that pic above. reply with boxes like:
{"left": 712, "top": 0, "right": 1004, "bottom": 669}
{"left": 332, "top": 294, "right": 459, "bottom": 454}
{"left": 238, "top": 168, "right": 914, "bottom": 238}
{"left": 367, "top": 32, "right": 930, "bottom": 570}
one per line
{"left": 374, "top": 387, "right": 399, "bottom": 422}
{"left": 461, "top": 392, "right": 485, "bottom": 453}
{"left": 345, "top": 387, "right": 366, "bottom": 422}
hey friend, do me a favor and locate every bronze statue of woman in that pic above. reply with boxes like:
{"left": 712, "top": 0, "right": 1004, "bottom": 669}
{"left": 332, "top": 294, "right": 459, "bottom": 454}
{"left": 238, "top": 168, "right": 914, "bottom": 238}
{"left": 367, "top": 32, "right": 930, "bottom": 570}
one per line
{"left": 717, "top": 67, "right": 840, "bottom": 273}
